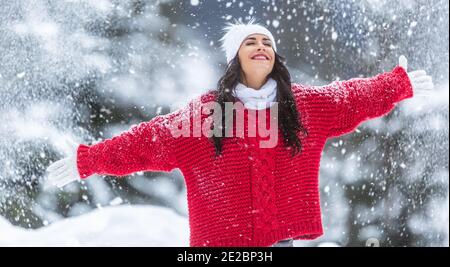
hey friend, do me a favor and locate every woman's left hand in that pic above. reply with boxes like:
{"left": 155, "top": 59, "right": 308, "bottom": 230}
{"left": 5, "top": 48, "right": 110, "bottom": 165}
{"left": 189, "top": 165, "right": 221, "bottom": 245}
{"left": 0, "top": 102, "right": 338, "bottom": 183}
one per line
{"left": 399, "top": 55, "right": 434, "bottom": 97}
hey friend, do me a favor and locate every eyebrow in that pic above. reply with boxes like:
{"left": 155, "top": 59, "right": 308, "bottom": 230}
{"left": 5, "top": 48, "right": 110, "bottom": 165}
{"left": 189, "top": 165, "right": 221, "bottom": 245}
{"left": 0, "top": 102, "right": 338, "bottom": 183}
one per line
{"left": 244, "top": 37, "right": 271, "bottom": 42}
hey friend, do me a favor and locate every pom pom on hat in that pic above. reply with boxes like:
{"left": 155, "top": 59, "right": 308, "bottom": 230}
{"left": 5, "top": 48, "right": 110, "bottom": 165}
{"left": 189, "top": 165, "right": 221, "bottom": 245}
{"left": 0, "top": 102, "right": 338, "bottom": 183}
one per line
{"left": 219, "top": 18, "right": 277, "bottom": 64}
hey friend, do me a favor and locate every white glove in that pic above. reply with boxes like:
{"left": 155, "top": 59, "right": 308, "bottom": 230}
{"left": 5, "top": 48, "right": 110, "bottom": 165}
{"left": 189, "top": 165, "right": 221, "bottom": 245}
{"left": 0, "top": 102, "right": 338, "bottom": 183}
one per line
{"left": 45, "top": 137, "right": 81, "bottom": 189}
{"left": 399, "top": 55, "right": 434, "bottom": 97}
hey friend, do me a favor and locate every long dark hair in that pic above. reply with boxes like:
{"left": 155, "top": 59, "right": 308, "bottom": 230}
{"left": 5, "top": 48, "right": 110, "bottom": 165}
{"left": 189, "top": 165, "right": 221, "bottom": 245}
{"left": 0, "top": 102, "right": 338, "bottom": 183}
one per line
{"left": 210, "top": 52, "right": 308, "bottom": 157}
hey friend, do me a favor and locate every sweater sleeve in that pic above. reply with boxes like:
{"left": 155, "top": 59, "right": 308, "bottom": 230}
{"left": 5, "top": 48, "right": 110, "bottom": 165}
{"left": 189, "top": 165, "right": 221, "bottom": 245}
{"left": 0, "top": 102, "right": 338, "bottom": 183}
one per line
{"left": 323, "top": 65, "right": 414, "bottom": 138}
{"left": 76, "top": 106, "right": 188, "bottom": 179}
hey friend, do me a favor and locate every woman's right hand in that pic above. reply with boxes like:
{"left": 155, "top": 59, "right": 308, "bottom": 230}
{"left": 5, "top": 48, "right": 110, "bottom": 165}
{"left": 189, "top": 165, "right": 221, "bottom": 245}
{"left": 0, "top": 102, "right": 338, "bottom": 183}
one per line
{"left": 45, "top": 138, "right": 81, "bottom": 189}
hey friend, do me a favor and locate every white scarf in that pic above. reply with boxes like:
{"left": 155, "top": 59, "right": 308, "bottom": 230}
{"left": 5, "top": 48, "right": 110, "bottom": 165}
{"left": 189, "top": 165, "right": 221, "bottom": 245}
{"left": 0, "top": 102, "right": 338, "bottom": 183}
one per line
{"left": 232, "top": 78, "right": 278, "bottom": 110}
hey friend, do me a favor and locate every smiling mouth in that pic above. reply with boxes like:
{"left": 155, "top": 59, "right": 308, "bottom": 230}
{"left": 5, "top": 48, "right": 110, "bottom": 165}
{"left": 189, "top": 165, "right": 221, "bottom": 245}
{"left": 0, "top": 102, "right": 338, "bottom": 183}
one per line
{"left": 251, "top": 56, "right": 269, "bottom": 61}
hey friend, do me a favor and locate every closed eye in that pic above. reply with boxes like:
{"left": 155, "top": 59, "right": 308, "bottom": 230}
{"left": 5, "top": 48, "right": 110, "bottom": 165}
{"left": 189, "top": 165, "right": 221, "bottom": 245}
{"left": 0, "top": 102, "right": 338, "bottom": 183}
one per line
{"left": 246, "top": 42, "right": 272, "bottom": 47}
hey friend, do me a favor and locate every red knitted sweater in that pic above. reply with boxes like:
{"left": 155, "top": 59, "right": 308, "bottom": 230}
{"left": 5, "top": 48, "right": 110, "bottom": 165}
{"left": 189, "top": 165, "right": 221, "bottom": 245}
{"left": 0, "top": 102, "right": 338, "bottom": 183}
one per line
{"left": 76, "top": 66, "right": 413, "bottom": 247}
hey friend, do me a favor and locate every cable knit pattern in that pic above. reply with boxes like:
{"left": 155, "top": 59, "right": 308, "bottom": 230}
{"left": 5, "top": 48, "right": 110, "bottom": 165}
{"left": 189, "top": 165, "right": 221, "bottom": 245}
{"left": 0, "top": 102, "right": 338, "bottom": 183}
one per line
{"left": 76, "top": 65, "right": 413, "bottom": 247}
{"left": 246, "top": 109, "right": 280, "bottom": 235}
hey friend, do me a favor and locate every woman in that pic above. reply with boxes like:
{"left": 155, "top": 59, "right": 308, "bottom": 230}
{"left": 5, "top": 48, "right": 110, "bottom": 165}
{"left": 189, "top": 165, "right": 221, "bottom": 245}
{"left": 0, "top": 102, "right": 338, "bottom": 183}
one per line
{"left": 46, "top": 19, "right": 433, "bottom": 247}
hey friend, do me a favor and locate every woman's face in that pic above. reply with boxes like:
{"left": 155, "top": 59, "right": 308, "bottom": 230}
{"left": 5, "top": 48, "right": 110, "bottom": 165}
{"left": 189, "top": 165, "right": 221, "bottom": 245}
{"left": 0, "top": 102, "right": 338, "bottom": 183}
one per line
{"left": 238, "top": 34, "right": 275, "bottom": 79}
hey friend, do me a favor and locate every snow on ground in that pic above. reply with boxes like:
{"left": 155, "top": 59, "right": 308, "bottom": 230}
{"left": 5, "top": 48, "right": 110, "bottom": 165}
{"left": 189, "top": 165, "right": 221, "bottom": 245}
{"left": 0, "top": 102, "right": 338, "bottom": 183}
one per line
{"left": 0, "top": 205, "right": 190, "bottom": 246}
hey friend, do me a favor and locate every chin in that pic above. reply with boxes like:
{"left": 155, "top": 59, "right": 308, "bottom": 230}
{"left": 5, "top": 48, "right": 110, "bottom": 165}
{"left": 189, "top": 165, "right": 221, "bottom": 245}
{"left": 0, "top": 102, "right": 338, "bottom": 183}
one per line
{"left": 250, "top": 63, "right": 271, "bottom": 68}
{"left": 253, "top": 67, "right": 272, "bottom": 74}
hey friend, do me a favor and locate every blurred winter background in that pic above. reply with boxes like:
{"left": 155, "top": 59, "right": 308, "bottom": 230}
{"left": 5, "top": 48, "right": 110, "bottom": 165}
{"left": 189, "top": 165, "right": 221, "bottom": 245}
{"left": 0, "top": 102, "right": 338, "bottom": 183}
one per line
{"left": 0, "top": 0, "right": 448, "bottom": 247}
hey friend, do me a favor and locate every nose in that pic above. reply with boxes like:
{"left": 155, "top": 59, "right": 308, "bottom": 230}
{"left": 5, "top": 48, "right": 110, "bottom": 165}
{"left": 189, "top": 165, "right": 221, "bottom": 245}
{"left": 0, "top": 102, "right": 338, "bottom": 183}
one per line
{"left": 254, "top": 41, "right": 265, "bottom": 50}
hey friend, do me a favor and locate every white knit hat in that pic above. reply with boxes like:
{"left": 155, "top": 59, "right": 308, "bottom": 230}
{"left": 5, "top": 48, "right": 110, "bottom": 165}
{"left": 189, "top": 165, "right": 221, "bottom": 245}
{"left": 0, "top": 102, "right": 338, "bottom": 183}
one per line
{"left": 219, "top": 18, "right": 277, "bottom": 64}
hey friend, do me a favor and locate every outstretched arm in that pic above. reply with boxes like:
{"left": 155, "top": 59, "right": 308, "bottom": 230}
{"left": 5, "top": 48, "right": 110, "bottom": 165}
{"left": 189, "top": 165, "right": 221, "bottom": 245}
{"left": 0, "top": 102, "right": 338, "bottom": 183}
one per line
{"left": 324, "top": 55, "right": 433, "bottom": 138}
{"left": 76, "top": 111, "right": 179, "bottom": 179}
{"left": 46, "top": 104, "right": 189, "bottom": 188}
{"left": 326, "top": 65, "right": 412, "bottom": 138}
